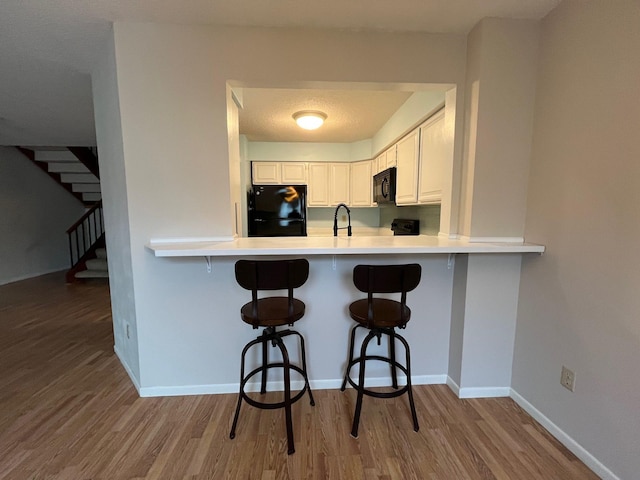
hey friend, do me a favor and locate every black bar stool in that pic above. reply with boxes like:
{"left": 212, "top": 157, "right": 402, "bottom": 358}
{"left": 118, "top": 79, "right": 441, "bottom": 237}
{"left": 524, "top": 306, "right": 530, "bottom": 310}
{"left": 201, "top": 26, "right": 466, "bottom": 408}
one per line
{"left": 230, "top": 258, "right": 315, "bottom": 455}
{"left": 340, "top": 263, "right": 421, "bottom": 438}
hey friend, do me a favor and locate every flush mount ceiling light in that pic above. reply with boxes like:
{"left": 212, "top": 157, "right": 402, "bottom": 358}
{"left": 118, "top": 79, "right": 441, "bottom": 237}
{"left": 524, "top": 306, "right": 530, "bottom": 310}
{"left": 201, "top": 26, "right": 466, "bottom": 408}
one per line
{"left": 293, "top": 110, "right": 327, "bottom": 130}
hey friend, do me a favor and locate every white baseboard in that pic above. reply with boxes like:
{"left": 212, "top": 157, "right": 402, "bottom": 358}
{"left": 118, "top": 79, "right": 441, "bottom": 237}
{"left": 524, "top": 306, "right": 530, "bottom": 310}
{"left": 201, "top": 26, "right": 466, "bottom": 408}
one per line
{"left": 510, "top": 389, "right": 620, "bottom": 480}
{"left": 446, "top": 377, "right": 510, "bottom": 398}
{"left": 114, "top": 345, "right": 142, "bottom": 395}
{"left": 134, "top": 374, "right": 448, "bottom": 398}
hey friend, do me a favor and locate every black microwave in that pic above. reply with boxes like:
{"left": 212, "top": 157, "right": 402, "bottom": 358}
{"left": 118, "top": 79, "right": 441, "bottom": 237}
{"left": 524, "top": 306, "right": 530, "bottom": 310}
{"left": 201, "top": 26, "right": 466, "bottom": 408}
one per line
{"left": 373, "top": 167, "right": 396, "bottom": 204}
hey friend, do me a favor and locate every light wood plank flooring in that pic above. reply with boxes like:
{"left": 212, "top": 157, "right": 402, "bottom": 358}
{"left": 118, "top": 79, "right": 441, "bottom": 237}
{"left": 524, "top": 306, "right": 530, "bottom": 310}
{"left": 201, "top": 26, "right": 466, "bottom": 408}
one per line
{"left": 0, "top": 272, "right": 599, "bottom": 479}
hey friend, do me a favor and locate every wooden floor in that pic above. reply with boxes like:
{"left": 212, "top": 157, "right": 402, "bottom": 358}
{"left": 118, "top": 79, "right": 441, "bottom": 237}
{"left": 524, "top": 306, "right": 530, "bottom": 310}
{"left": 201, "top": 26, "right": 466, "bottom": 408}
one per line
{"left": 0, "top": 273, "right": 599, "bottom": 480}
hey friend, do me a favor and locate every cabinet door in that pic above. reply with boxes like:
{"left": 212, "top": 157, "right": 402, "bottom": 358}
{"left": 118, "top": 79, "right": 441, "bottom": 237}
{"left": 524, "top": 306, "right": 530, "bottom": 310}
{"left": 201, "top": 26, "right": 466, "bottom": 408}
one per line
{"left": 418, "top": 109, "right": 446, "bottom": 204}
{"left": 395, "top": 129, "right": 420, "bottom": 205}
{"left": 374, "top": 153, "right": 385, "bottom": 174}
{"left": 252, "top": 162, "right": 280, "bottom": 184}
{"left": 281, "top": 162, "right": 307, "bottom": 184}
{"left": 307, "top": 163, "right": 330, "bottom": 206}
{"left": 350, "top": 160, "right": 373, "bottom": 206}
{"left": 330, "top": 163, "right": 351, "bottom": 206}
{"left": 385, "top": 145, "right": 397, "bottom": 168}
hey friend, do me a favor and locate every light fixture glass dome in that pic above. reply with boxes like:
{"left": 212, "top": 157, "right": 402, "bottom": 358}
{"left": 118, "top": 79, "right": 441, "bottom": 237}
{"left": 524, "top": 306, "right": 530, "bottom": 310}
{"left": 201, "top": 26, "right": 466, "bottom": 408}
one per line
{"left": 293, "top": 110, "right": 327, "bottom": 130}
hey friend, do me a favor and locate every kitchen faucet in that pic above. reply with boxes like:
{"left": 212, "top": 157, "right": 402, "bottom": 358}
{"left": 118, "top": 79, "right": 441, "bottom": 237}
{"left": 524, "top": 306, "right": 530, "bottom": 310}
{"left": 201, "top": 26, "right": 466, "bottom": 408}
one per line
{"left": 333, "top": 203, "right": 352, "bottom": 237}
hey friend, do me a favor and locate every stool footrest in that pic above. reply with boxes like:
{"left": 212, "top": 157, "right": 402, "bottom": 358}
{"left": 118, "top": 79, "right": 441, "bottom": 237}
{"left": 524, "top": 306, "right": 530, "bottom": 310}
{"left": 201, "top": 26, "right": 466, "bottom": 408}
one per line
{"left": 344, "top": 355, "right": 410, "bottom": 399}
{"left": 240, "top": 362, "right": 312, "bottom": 410}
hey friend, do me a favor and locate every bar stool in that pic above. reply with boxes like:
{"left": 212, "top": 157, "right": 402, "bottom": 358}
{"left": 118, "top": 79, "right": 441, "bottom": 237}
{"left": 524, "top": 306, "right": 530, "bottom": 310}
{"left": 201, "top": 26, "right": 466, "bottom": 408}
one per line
{"left": 340, "top": 263, "right": 421, "bottom": 438}
{"left": 230, "top": 258, "right": 315, "bottom": 455}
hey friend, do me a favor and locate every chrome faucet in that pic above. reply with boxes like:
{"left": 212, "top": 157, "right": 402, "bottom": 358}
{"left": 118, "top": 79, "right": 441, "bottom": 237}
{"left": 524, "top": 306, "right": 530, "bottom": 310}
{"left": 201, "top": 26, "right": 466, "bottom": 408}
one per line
{"left": 333, "top": 203, "right": 352, "bottom": 236}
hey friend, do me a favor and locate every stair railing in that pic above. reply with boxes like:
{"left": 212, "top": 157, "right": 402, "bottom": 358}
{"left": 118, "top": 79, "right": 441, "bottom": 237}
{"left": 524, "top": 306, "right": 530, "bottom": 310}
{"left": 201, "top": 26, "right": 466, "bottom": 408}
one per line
{"left": 66, "top": 201, "right": 105, "bottom": 281}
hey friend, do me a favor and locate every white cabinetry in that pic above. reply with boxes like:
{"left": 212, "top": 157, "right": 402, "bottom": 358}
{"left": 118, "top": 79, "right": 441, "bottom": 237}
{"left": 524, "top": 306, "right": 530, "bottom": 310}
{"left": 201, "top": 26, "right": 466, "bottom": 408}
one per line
{"left": 394, "top": 129, "right": 420, "bottom": 205}
{"left": 307, "top": 163, "right": 330, "bottom": 206}
{"left": 308, "top": 163, "right": 350, "bottom": 206}
{"left": 252, "top": 162, "right": 280, "bottom": 184}
{"left": 330, "top": 163, "right": 351, "bottom": 205}
{"left": 252, "top": 162, "right": 307, "bottom": 184}
{"left": 418, "top": 109, "right": 446, "bottom": 204}
{"left": 385, "top": 145, "right": 397, "bottom": 168}
{"left": 350, "top": 160, "right": 373, "bottom": 206}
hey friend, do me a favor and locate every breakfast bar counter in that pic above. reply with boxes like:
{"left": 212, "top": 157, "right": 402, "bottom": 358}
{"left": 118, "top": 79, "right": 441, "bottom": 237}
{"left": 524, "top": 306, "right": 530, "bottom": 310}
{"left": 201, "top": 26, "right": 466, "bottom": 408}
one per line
{"left": 146, "top": 235, "right": 545, "bottom": 257}
{"left": 143, "top": 233, "right": 545, "bottom": 400}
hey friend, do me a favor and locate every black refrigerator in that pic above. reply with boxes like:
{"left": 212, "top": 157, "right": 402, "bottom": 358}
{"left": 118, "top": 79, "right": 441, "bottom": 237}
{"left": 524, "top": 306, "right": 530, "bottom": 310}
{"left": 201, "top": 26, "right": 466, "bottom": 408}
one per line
{"left": 248, "top": 185, "right": 307, "bottom": 237}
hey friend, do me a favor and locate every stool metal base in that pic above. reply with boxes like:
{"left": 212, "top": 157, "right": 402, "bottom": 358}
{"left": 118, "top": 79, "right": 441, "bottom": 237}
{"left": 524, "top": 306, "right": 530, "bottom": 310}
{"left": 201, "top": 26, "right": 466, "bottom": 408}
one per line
{"left": 230, "top": 327, "right": 315, "bottom": 455}
{"left": 340, "top": 324, "right": 419, "bottom": 438}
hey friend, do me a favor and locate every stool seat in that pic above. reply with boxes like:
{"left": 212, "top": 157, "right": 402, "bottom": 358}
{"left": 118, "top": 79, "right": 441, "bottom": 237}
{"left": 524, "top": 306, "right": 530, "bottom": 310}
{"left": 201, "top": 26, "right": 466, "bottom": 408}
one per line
{"left": 240, "top": 297, "right": 305, "bottom": 327}
{"left": 349, "top": 298, "right": 411, "bottom": 329}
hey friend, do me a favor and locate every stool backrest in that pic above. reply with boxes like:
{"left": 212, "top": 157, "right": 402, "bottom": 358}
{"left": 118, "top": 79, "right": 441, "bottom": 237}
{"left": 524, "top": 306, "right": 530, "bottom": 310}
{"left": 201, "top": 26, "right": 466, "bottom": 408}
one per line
{"left": 353, "top": 264, "right": 422, "bottom": 327}
{"left": 235, "top": 259, "right": 310, "bottom": 325}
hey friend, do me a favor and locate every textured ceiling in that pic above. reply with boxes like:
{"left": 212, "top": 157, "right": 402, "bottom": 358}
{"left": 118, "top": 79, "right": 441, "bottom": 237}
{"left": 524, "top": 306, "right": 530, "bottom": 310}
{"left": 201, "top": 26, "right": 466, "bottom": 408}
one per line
{"left": 239, "top": 88, "right": 414, "bottom": 143}
{"left": 0, "top": 0, "right": 560, "bottom": 146}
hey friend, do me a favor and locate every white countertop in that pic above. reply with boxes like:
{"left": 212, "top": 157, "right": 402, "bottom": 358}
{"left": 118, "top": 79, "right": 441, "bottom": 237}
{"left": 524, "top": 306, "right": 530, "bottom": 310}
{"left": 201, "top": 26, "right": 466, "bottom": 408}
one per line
{"left": 146, "top": 234, "right": 545, "bottom": 257}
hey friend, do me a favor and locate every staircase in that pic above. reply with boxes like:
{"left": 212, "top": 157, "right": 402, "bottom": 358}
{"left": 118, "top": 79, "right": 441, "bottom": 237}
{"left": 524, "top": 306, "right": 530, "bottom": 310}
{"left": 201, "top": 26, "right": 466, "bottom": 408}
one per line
{"left": 75, "top": 247, "right": 109, "bottom": 280}
{"left": 18, "top": 146, "right": 101, "bottom": 206}
{"left": 16, "top": 146, "right": 107, "bottom": 282}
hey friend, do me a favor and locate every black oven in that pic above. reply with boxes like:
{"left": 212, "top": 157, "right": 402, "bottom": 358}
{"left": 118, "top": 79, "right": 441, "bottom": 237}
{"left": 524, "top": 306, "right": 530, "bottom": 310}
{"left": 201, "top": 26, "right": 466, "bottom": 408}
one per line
{"left": 373, "top": 167, "right": 396, "bottom": 204}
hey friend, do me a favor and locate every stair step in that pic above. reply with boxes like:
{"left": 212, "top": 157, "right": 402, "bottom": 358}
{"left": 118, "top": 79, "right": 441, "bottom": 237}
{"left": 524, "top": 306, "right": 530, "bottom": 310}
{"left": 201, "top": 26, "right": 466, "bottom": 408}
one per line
{"left": 48, "top": 162, "right": 90, "bottom": 173}
{"left": 60, "top": 173, "right": 99, "bottom": 184}
{"left": 95, "top": 248, "right": 107, "bottom": 259}
{"left": 72, "top": 183, "right": 101, "bottom": 193}
{"left": 82, "top": 192, "right": 102, "bottom": 202}
{"left": 85, "top": 258, "right": 108, "bottom": 271}
{"left": 34, "top": 150, "right": 77, "bottom": 162}
{"left": 75, "top": 270, "right": 109, "bottom": 279}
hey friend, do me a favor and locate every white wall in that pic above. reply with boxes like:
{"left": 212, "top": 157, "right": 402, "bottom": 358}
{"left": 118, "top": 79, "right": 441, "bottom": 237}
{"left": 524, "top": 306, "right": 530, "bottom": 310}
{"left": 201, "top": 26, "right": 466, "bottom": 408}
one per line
{"left": 513, "top": 2, "right": 640, "bottom": 479}
{"left": 459, "top": 18, "right": 540, "bottom": 240}
{"left": 0, "top": 146, "right": 85, "bottom": 285}
{"left": 101, "top": 23, "right": 466, "bottom": 390}
{"left": 91, "top": 32, "right": 140, "bottom": 381}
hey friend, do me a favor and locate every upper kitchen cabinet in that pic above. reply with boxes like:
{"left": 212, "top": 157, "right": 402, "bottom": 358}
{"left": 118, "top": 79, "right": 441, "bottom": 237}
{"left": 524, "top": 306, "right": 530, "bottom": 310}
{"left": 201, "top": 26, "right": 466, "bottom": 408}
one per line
{"left": 330, "top": 163, "right": 351, "bottom": 206}
{"left": 394, "top": 129, "right": 420, "bottom": 205}
{"left": 307, "top": 163, "right": 329, "bottom": 205}
{"left": 252, "top": 161, "right": 307, "bottom": 185}
{"left": 350, "top": 160, "right": 374, "bottom": 207}
{"left": 418, "top": 109, "right": 447, "bottom": 204}
{"left": 308, "top": 162, "right": 350, "bottom": 207}
{"left": 374, "top": 145, "right": 397, "bottom": 174}
{"left": 385, "top": 145, "right": 397, "bottom": 168}
{"left": 393, "top": 108, "right": 448, "bottom": 206}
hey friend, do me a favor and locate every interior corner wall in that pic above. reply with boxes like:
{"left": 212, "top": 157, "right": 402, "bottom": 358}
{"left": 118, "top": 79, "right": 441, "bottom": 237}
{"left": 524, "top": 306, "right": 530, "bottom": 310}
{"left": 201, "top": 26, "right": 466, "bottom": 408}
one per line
{"left": 513, "top": 2, "right": 640, "bottom": 478}
{"left": 460, "top": 18, "right": 540, "bottom": 239}
{"left": 91, "top": 32, "right": 140, "bottom": 384}
{"left": 0, "top": 146, "right": 86, "bottom": 285}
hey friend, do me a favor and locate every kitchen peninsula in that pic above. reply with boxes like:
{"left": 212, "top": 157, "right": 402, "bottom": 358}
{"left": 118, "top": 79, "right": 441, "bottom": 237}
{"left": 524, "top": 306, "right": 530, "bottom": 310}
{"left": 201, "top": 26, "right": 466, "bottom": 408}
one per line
{"left": 145, "top": 235, "right": 544, "bottom": 400}
{"left": 146, "top": 234, "right": 544, "bottom": 257}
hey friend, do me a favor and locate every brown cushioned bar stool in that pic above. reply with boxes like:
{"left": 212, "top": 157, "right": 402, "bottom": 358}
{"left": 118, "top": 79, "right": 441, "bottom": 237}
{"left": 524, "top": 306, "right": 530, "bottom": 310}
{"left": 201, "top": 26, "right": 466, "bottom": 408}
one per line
{"left": 340, "top": 263, "right": 421, "bottom": 438}
{"left": 230, "top": 258, "right": 315, "bottom": 455}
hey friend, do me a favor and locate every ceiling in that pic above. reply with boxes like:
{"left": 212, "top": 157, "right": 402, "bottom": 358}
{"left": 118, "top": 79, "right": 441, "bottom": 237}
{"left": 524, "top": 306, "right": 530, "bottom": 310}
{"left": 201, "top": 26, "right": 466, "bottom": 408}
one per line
{"left": 238, "top": 88, "right": 415, "bottom": 143}
{"left": 0, "top": 0, "right": 560, "bottom": 146}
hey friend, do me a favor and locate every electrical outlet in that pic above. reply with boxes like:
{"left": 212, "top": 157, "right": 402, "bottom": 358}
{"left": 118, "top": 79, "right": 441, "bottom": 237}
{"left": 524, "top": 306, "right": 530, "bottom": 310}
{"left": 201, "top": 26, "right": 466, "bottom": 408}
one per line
{"left": 560, "top": 366, "right": 575, "bottom": 391}
{"left": 341, "top": 214, "right": 347, "bottom": 222}
{"left": 126, "top": 323, "right": 130, "bottom": 340}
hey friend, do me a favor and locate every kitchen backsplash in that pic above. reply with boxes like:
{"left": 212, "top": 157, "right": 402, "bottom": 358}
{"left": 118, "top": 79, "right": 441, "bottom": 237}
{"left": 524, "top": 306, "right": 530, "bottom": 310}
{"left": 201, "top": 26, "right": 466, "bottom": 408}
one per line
{"left": 306, "top": 204, "right": 441, "bottom": 235}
